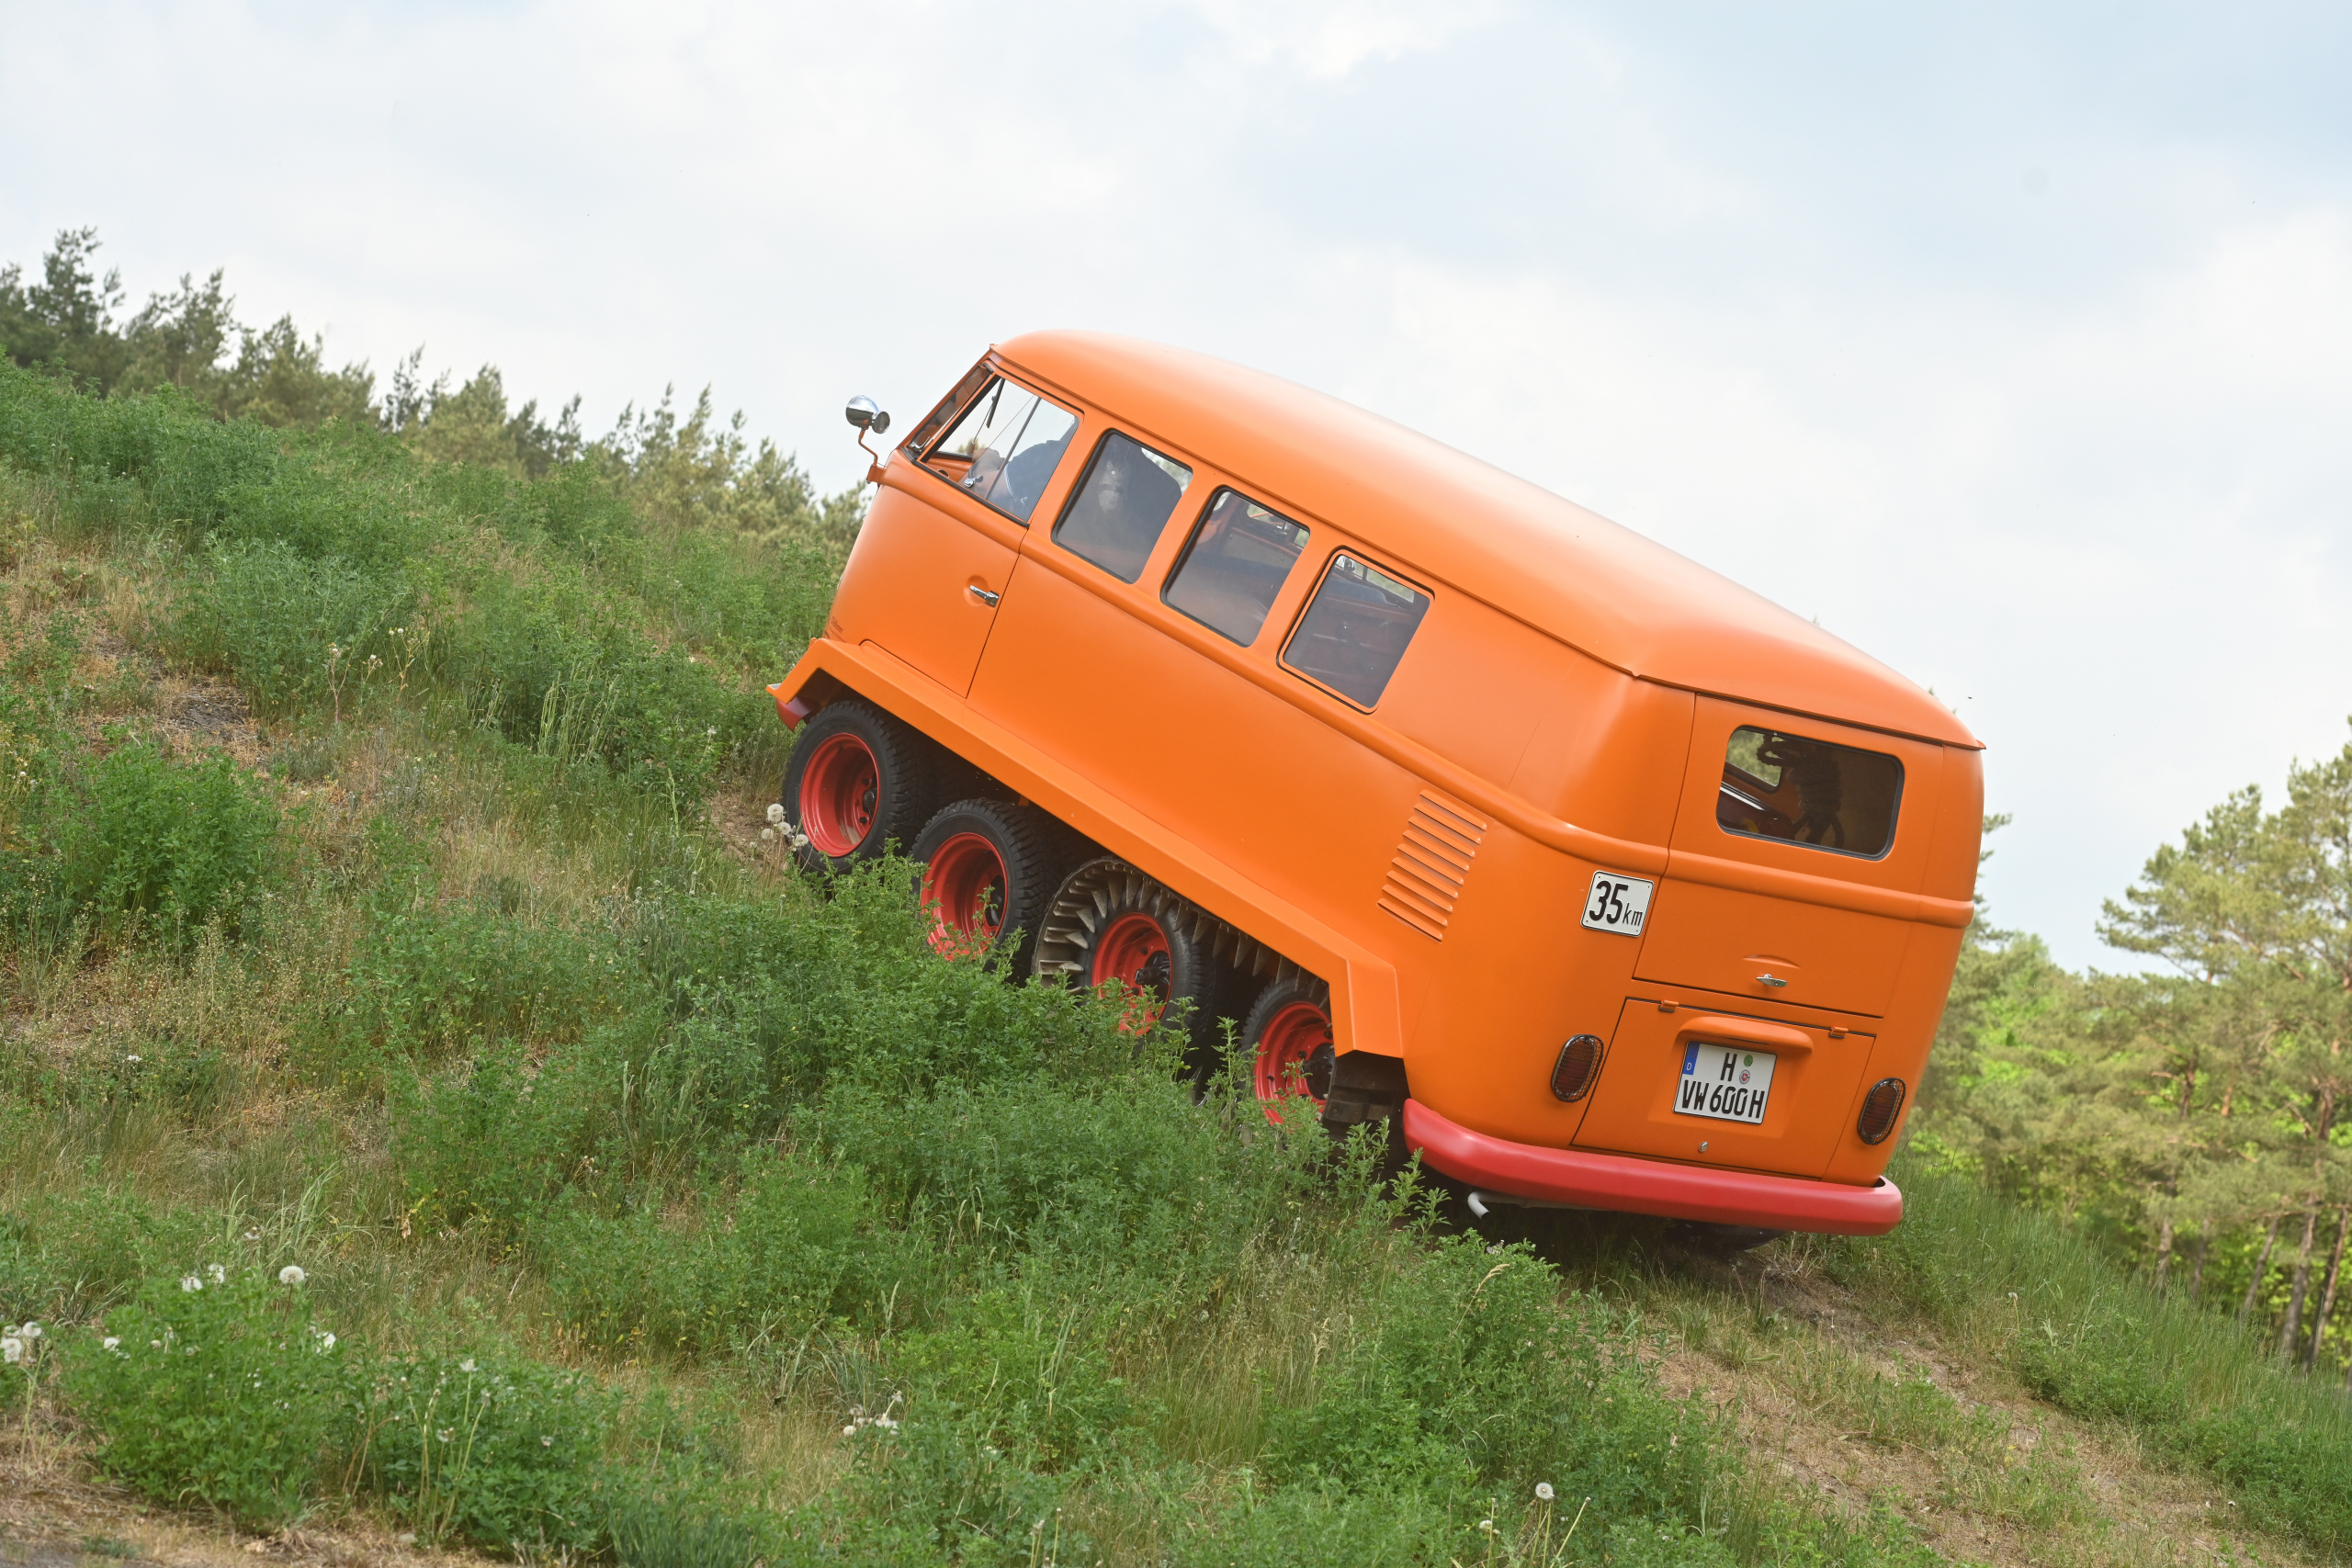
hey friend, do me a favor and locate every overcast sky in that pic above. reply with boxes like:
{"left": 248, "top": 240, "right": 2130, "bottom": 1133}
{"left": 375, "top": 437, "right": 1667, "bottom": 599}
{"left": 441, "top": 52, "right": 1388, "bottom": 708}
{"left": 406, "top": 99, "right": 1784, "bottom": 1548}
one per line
{"left": 7, "top": 1, "right": 2351, "bottom": 969}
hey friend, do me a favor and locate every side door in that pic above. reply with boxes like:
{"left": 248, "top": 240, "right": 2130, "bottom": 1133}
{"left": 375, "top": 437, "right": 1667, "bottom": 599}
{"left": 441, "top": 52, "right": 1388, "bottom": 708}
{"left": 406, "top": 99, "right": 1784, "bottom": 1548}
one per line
{"left": 826, "top": 362, "right": 1081, "bottom": 696}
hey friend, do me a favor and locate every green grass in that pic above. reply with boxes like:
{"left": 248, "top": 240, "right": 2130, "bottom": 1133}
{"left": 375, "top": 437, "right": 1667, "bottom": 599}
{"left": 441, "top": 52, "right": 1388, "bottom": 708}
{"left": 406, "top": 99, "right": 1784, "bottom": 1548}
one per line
{"left": 0, "top": 358, "right": 2341, "bottom": 1567}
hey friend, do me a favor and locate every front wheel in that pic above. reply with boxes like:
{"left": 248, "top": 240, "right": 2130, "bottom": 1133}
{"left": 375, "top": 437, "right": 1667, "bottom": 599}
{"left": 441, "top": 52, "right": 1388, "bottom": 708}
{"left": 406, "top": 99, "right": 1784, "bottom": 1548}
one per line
{"left": 778, "top": 700, "right": 937, "bottom": 875}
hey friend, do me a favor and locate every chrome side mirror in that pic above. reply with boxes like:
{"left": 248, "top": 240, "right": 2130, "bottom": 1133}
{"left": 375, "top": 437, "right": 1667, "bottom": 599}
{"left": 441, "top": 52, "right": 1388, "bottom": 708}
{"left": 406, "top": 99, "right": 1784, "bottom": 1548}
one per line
{"left": 845, "top": 396, "right": 890, "bottom": 435}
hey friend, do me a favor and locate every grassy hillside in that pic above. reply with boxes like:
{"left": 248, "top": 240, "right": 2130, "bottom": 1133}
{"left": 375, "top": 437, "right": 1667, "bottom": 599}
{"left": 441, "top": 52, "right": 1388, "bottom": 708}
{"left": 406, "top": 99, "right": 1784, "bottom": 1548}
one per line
{"left": 0, "top": 361, "right": 2343, "bottom": 1568}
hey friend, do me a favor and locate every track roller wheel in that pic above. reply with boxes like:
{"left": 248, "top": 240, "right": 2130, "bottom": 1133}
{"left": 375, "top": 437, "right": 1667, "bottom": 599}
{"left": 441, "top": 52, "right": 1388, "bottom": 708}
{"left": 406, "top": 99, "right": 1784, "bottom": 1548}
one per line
{"left": 1037, "top": 858, "right": 1230, "bottom": 1074}
{"left": 1239, "top": 974, "right": 1334, "bottom": 1124}
{"left": 910, "top": 798, "right": 1062, "bottom": 972}
{"left": 778, "top": 700, "right": 938, "bottom": 875}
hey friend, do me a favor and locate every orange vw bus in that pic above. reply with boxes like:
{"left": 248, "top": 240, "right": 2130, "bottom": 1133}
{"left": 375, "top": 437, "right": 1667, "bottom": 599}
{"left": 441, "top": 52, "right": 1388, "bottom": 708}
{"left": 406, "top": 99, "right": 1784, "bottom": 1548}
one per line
{"left": 768, "top": 333, "right": 1981, "bottom": 1238}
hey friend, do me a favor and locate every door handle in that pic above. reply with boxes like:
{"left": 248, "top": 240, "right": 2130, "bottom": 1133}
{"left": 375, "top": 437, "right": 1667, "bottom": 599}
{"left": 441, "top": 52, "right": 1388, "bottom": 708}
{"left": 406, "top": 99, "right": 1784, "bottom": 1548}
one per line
{"left": 967, "top": 584, "right": 1001, "bottom": 607}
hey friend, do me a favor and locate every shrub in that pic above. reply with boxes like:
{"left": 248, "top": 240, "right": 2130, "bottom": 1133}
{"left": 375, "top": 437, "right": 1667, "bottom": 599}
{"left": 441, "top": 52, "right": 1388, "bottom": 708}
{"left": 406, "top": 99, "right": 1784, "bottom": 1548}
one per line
{"left": 358, "top": 1348, "right": 618, "bottom": 1552}
{"left": 352, "top": 900, "right": 639, "bottom": 1057}
{"left": 535, "top": 1149, "right": 897, "bottom": 1355}
{"left": 46, "top": 740, "right": 279, "bottom": 941}
{"left": 1264, "top": 1236, "right": 1716, "bottom": 1517}
{"left": 65, "top": 1265, "right": 348, "bottom": 1529}
{"left": 168, "top": 540, "right": 415, "bottom": 717}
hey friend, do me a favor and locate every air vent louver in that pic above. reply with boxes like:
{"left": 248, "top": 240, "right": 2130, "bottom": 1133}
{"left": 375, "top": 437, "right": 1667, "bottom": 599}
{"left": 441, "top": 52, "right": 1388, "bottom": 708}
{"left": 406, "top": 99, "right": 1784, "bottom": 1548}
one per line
{"left": 1377, "top": 790, "right": 1487, "bottom": 940}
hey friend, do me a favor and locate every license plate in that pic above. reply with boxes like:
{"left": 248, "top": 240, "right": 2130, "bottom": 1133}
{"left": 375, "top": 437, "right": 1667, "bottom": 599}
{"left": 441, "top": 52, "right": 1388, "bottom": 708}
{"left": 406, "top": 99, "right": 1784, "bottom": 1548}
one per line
{"left": 1673, "top": 1043, "right": 1776, "bottom": 1124}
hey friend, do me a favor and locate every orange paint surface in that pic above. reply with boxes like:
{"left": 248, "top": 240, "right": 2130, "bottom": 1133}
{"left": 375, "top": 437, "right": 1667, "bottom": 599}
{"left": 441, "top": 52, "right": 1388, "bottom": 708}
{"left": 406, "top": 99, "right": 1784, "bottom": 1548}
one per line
{"left": 775, "top": 333, "right": 1983, "bottom": 1231}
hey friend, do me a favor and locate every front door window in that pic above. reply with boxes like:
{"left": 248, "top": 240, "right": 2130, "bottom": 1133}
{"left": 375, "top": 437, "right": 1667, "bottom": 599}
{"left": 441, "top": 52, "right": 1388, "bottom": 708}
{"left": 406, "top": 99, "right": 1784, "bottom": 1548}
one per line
{"left": 922, "top": 376, "right": 1079, "bottom": 524}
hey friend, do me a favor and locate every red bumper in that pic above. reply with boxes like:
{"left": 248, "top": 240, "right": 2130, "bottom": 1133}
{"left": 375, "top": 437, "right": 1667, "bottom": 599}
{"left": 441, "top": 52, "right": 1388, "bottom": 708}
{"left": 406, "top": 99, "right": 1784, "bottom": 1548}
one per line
{"left": 1402, "top": 1099, "right": 1902, "bottom": 1236}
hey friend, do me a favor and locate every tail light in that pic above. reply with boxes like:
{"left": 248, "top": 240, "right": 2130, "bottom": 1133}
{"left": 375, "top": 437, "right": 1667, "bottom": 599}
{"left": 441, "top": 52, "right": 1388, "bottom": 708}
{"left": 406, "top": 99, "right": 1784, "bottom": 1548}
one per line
{"left": 1856, "top": 1077, "right": 1906, "bottom": 1145}
{"left": 1550, "top": 1034, "right": 1605, "bottom": 1101}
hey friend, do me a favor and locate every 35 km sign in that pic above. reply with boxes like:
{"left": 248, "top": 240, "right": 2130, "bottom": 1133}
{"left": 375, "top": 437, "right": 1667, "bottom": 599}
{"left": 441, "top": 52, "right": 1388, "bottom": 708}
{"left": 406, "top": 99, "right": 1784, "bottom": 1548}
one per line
{"left": 1580, "top": 871, "right": 1656, "bottom": 936}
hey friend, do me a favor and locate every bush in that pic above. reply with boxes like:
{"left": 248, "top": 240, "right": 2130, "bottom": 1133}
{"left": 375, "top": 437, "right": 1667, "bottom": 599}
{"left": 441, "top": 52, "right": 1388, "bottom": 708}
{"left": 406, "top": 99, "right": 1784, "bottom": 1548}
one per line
{"left": 65, "top": 1265, "right": 348, "bottom": 1529}
{"left": 44, "top": 741, "right": 279, "bottom": 941}
{"left": 536, "top": 1149, "right": 898, "bottom": 1356}
{"left": 168, "top": 541, "right": 415, "bottom": 717}
{"left": 353, "top": 900, "right": 639, "bottom": 1058}
{"left": 359, "top": 1348, "right": 618, "bottom": 1552}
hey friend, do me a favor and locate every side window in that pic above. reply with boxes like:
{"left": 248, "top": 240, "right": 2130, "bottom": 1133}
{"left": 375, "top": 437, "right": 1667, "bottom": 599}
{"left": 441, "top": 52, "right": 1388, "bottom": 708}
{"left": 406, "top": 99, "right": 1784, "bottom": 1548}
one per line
{"left": 1281, "top": 553, "right": 1431, "bottom": 707}
{"left": 1718, "top": 727, "right": 1903, "bottom": 858}
{"left": 1052, "top": 432, "right": 1193, "bottom": 583}
{"left": 1162, "top": 488, "right": 1309, "bottom": 645}
{"left": 919, "top": 376, "right": 1079, "bottom": 524}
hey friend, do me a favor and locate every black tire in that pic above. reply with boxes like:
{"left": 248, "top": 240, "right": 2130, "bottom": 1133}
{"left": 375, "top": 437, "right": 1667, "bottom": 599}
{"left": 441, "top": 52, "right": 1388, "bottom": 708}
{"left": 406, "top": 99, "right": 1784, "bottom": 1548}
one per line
{"left": 1237, "top": 974, "right": 1336, "bottom": 1112}
{"left": 910, "top": 798, "right": 1066, "bottom": 974}
{"left": 778, "top": 700, "right": 938, "bottom": 876}
{"left": 1046, "top": 860, "right": 1233, "bottom": 1075}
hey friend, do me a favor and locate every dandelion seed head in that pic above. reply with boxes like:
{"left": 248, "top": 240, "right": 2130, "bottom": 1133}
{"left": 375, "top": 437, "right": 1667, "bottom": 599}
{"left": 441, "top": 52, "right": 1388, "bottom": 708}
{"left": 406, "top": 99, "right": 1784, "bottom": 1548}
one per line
{"left": 541, "top": 1435, "right": 553, "bottom": 1447}
{"left": 207, "top": 1264, "right": 226, "bottom": 1284}
{"left": 180, "top": 1276, "right": 202, "bottom": 1292}
{"left": 460, "top": 1359, "right": 477, "bottom": 1373}
{"left": 278, "top": 1265, "right": 306, "bottom": 1286}
{"left": 1, "top": 1338, "right": 20, "bottom": 1364}
{"left": 1535, "top": 1482, "right": 1555, "bottom": 1502}
{"left": 17, "top": 1323, "right": 37, "bottom": 1340}
{"left": 103, "top": 1337, "right": 120, "bottom": 1352}
{"left": 759, "top": 826, "right": 776, "bottom": 841}
{"left": 765, "top": 803, "right": 786, "bottom": 824}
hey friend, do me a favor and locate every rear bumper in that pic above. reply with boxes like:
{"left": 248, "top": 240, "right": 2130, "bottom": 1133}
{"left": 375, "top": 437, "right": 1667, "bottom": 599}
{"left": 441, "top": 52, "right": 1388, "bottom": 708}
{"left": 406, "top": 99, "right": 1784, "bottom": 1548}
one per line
{"left": 1401, "top": 1099, "right": 1903, "bottom": 1236}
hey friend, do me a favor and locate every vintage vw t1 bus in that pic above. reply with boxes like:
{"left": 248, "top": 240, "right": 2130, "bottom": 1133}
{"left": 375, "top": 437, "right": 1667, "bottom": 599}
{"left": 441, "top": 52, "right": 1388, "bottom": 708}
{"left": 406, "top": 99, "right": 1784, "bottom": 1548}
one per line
{"left": 769, "top": 332, "right": 1981, "bottom": 1238}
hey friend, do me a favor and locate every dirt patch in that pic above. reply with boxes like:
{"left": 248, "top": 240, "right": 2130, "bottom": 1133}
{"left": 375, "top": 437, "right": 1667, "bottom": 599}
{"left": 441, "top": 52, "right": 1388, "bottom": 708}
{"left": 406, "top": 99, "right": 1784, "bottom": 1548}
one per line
{"left": 1655, "top": 1248, "right": 2313, "bottom": 1567}
{"left": 0, "top": 1433, "right": 487, "bottom": 1568}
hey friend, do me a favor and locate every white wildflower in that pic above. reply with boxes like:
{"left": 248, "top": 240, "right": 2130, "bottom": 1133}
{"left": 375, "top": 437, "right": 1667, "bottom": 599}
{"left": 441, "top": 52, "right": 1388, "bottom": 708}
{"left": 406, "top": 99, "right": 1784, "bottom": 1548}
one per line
{"left": 103, "top": 1337, "right": 121, "bottom": 1351}
{"left": 705, "top": 727, "right": 716, "bottom": 738}
{"left": 1535, "top": 1482, "right": 1555, "bottom": 1502}
{"left": 126, "top": 1054, "right": 141, "bottom": 1064}
{"left": 149, "top": 1340, "right": 163, "bottom": 1349}
{"left": 180, "top": 1276, "right": 203, "bottom": 1292}
{"left": 765, "top": 802, "right": 786, "bottom": 824}
{"left": 1, "top": 1337, "right": 20, "bottom": 1364}
{"left": 208, "top": 1263, "right": 227, "bottom": 1284}
{"left": 278, "top": 1265, "right": 306, "bottom": 1286}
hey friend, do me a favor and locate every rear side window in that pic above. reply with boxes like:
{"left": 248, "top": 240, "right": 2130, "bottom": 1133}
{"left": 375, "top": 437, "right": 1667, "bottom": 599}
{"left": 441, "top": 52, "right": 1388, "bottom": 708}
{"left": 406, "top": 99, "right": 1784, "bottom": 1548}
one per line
{"left": 1718, "top": 727, "right": 1903, "bottom": 858}
{"left": 1053, "top": 432, "right": 1193, "bottom": 582}
{"left": 1281, "top": 553, "right": 1430, "bottom": 707}
{"left": 921, "top": 377, "right": 1079, "bottom": 524}
{"left": 1162, "top": 488, "right": 1310, "bottom": 645}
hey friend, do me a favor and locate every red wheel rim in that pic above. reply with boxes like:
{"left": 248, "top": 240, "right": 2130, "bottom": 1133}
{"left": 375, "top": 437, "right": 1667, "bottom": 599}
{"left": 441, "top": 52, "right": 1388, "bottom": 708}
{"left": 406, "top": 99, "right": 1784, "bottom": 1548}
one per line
{"left": 921, "top": 831, "right": 1008, "bottom": 958}
{"left": 1090, "top": 912, "right": 1171, "bottom": 1032}
{"left": 797, "top": 733, "right": 880, "bottom": 857}
{"left": 1253, "top": 1000, "right": 1331, "bottom": 1123}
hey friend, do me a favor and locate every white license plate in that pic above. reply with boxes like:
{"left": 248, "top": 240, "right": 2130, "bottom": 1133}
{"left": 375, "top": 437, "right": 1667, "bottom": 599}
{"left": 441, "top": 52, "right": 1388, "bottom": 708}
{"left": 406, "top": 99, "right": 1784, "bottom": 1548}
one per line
{"left": 1580, "top": 871, "right": 1655, "bottom": 935}
{"left": 1673, "top": 1043, "right": 1777, "bottom": 1124}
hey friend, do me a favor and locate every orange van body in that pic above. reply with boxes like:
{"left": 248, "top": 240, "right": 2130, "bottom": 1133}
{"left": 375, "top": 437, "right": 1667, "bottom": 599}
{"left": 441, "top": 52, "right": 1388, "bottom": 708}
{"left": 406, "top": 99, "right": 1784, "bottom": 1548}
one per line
{"left": 772, "top": 332, "right": 1981, "bottom": 1237}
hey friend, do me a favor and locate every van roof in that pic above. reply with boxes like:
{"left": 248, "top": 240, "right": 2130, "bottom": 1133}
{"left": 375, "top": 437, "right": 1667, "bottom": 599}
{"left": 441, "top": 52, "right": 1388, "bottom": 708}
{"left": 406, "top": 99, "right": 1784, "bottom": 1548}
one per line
{"left": 993, "top": 330, "right": 1979, "bottom": 750}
